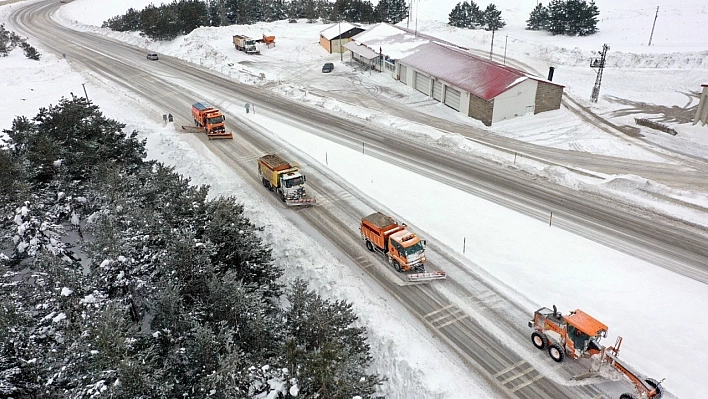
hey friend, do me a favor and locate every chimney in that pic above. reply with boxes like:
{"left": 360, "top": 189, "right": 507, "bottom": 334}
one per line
{"left": 547, "top": 66, "right": 555, "bottom": 81}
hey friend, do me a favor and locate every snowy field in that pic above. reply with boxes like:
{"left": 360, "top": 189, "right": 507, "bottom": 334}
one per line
{"left": 2, "top": 0, "right": 708, "bottom": 398}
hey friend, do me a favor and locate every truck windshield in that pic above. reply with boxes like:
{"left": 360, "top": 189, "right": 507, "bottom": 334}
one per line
{"left": 403, "top": 241, "right": 425, "bottom": 256}
{"left": 207, "top": 116, "right": 224, "bottom": 124}
{"left": 284, "top": 176, "right": 305, "bottom": 188}
{"left": 567, "top": 324, "right": 592, "bottom": 351}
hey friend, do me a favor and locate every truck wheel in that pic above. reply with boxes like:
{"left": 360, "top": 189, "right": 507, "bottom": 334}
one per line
{"left": 619, "top": 394, "right": 638, "bottom": 399}
{"left": 393, "top": 261, "right": 402, "bottom": 273}
{"left": 531, "top": 332, "right": 547, "bottom": 350}
{"left": 645, "top": 378, "right": 663, "bottom": 399}
{"left": 548, "top": 343, "right": 565, "bottom": 362}
{"left": 262, "top": 178, "right": 269, "bottom": 188}
{"left": 365, "top": 241, "right": 374, "bottom": 252}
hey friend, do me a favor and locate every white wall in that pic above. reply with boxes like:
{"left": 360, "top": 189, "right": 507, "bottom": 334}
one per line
{"left": 492, "top": 79, "right": 537, "bottom": 123}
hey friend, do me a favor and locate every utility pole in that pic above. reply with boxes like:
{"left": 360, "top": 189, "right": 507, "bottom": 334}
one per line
{"left": 489, "top": 29, "right": 495, "bottom": 60}
{"left": 503, "top": 34, "right": 508, "bottom": 65}
{"left": 590, "top": 43, "right": 609, "bottom": 103}
{"left": 407, "top": 0, "right": 412, "bottom": 28}
{"left": 648, "top": 6, "right": 659, "bottom": 46}
{"left": 414, "top": 0, "right": 418, "bottom": 36}
{"left": 338, "top": 18, "right": 343, "bottom": 61}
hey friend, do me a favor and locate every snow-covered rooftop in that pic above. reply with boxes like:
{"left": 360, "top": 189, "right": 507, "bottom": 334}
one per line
{"left": 350, "top": 23, "right": 430, "bottom": 60}
{"left": 319, "top": 22, "right": 359, "bottom": 40}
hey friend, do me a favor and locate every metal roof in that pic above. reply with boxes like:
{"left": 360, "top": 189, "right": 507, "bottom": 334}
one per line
{"left": 565, "top": 309, "right": 609, "bottom": 337}
{"left": 345, "top": 23, "right": 563, "bottom": 101}
{"left": 320, "top": 22, "right": 359, "bottom": 40}
{"left": 400, "top": 42, "right": 536, "bottom": 100}
{"left": 344, "top": 41, "right": 379, "bottom": 60}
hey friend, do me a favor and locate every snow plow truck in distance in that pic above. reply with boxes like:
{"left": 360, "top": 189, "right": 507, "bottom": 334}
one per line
{"left": 258, "top": 154, "right": 315, "bottom": 206}
{"left": 361, "top": 212, "right": 446, "bottom": 282}
{"left": 529, "top": 305, "right": 664, "bottom": 399}
{"left": 189, "top": 102, "right": 233, "bottom": 140}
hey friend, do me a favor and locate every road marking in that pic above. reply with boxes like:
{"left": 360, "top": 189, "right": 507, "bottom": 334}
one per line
{"left": 435, "top": 313, "right": 470, "bottom": 329}
{"left": 429, "top": 308, "right": 464, "bottom": 324}
{"left": 493, "top": 360, "right": 526, "bottom": 378}
{"left": 510, "top": 372, "right": 545, "bottom": 392}
{"left": 422, "top": 303, "right": 455, "bottom": 319}
{"left": 499, "top": 366, "right": 534, "bottom": 385}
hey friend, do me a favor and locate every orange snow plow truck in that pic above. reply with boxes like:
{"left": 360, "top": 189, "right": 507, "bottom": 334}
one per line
{"left": 529, "top": 306, "right": 664, "bottom": 399}
{"left": 191, "top": 102, "right": 232, "bottom": 140}
{"left": 258, "top": 154, "right": 316, "bottom": 206}
{"left": 360, "top": 212, "right": 445, "bottom": 282}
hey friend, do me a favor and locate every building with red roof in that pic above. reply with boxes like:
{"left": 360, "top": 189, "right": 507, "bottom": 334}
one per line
{"left": 345, "top": 23, "right": 563, "bottom": 126}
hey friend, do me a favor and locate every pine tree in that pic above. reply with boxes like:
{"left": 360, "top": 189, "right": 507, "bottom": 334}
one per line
{"left": 546, "top": 0, "right": 566, "bottom": 35}
{"left": 388, "top": 0, "right": 409, "bottom": 24}
{"left": 19, "top": 42, "right": 40, "bottom": 60}
{"left": 543, "top": 0, "right": 599, "bottom": 35}
{"left": 483, "top": 3, "right": 505, "bottom": 31}
{"left": 468, "top": 1, "right": 484, "bottom": 28}
{"left": 526, "top": 2, "right": 549, "bottom": 30}
{"left": 282, "top": 280, "right": 385, "bottom": 399}
{"left": 376, "top": 0, "right": 408, "bottom": 24}
{"left": 207, "top": 0, "right": 229, "bottom": 26}
{"left": 175, "top": 0, "right": 209, "bottom": 34}
{"left": 577, "top": 0, "right": 599, "bottom": 35}
{"left": 448, "top": 2, "right": 466, "bottom": 28}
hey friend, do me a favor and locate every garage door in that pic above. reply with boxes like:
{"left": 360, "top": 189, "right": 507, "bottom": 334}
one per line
{"left": 399, "top": 65, "right": 407, "bottom": 84}
{"left": 414, "top": 71, "right": 430, "bottom": 95}
{"left": 444, "top": 86, "right": 461, "bottom": 111}
{"left": 432, "top": 80, "right": 442, "bottom": 101}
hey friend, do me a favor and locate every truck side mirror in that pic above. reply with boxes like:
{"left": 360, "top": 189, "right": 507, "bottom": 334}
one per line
{"left": 223, "top": 116, "right": 226, "bottom": 121}
{"left": 422, "top": 240, "right": 427, "bottom": 247}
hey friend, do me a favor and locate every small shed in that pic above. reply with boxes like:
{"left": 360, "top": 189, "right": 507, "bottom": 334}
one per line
{"left": 319, "top": 23, "right": 365, "bottom": 54}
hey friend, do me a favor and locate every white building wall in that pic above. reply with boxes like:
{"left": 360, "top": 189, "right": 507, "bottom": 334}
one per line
{"left": 459, "top": 89, "right": 471, "bottom": 115}
{"left": 492, "top": 79, "right": 538, "bottom": 123}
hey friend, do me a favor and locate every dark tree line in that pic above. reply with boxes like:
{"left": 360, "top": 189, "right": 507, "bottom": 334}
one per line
{"left": 0, "top": 97, "right": 385, "bottom": 398}
{"left": 0, "top": 24, "right": 41, "bottom": 60}
{"left": 526, "top": 0, "right": 599, "bottom": 36}
{"left": 448, "top": 2, "right": 505, "bottom": 31}
{"left": 103, "top": 0, "right": 408, "bottom": 41}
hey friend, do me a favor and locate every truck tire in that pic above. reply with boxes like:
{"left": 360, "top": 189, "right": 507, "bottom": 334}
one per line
{"left": 619, "top": 394, "right": 638, "bottom": 399}
{"left": 393, "top": 261, "right": 402, "bottom": 273}
{"left": 365, "top": 241, "right": 374, "bottom": 252}
{"left": 548, "top": 343, "right": 565, "bottom": 362}
{"left": 262, "top": 178, "right": 269, "bottom": 188}
{"left": 645, "top": 378, "right": 663, "bottom": 399}
{"left": 531, "top": 332, "right": 547, "bottom": 350}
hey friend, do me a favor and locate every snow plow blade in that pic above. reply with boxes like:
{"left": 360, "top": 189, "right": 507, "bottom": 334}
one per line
{"left": 207, "top": 131, "right": 233, "bottom": 140}
{"left": 407, "top": 271, "right": 446, "bottom": 282}
{"left": 285, "top": 198, "right": 316, "bottom": 206}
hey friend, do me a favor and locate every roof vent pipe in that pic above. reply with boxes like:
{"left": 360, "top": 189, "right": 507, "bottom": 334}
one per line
{"left": 548, "top": 66, "right": 555, "bottom": 81}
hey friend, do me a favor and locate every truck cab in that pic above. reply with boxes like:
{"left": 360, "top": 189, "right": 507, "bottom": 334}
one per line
{"left": 388, "top": 230, "right": 426, "bottom": 272}
{"left": 278, "top": 171, "right": 307, "bottom": 201}
{"left": 243, "top": 39, "right": 258, "bottom": 53}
